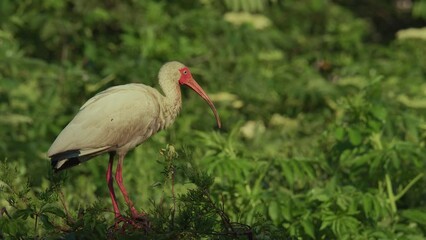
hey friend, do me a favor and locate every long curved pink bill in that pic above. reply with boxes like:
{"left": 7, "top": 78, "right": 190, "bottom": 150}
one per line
{"left": 184, "top": 78, "right": 222, "bottom": 128}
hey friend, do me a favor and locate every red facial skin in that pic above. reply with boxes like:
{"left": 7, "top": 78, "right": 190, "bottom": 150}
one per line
{"left": 178, "top": 67, "right": 221, "bottom": 128}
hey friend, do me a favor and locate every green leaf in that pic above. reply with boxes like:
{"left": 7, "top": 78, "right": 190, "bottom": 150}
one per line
{"left": 348, "top": 128, "right": 362, "bottom": 145}
{"left": 281, "top": 200, "right": 292, "bottom": 221}
{"left": 13, "top": 209, "right": 33, "bottom": 220}
{"left": 301, "top": 218, "right": 315, "bottom": 239}
{"left": 39, "top": 214, "right": 55, "bottom": 230}
{"left": 42, "top": 206, "right": 66, "bottom": 218}
{"left": 336, "top": 195, "right": 349, "bottom": 211}
{"left": 401, "top": 209, "right": 426, "bottom": 225}
{"left": 268, "top": 201, "right": 281, "bottom": 224}
{"left": 370, "top": 105, "right": 387, "bottom": 122}
{"left": 320, "top": 218, "right": 332, "bottom": 231}
{"left": 362, "top": 194, "right": 372, "bottom": 217}
{"left": 310, "top": 188, "right": 330, "bottom": 202}
{"left": 397, "top": 94, "right": 426, "bottom": 108}
{"left": 335, "top": 126, "right": 345, "bottom": 140}
{"left": 281, "top": 161, "right": 294, "bottom": 186}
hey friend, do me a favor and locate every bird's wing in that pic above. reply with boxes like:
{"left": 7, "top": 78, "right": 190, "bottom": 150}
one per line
{"left": 48, "top": 84, "right": 163, "bottom": 158}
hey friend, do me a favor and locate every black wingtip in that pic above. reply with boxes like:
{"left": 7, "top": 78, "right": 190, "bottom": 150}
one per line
{"left": 53, "top": 157, "right": 82, "bottom": 172}
{"left": 50, "top": 150, "right": 81, "bottom": 172}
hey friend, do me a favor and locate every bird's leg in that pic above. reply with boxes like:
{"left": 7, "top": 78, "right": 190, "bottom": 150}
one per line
{"left": 112, "top": 153, "right": 150, "bottom": 232}
{"left": 115, "top": 154, "right": 142, "bottom": 219}
{"left": 106, "top": 152, "right": 121, "bottom": 219}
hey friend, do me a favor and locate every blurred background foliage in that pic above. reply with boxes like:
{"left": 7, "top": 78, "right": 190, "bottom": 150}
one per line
{"left": 1, "top": 0, "right": 426, "bottom": 238}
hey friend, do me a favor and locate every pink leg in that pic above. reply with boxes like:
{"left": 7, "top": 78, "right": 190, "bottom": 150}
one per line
{"left": 115, "top": 153, "right": 141, "bottom": 218}
{"left": 106, "top": 153, "right": 121, "bottom": 218}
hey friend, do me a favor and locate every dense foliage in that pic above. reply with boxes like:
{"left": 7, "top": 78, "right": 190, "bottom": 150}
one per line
{"left": 1, "top": 0, "right": 426, "bottom": 239}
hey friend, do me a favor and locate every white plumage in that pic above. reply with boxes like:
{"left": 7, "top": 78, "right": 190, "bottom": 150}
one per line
{"left": 49, "top": 84, "right": 166, "bottom": 169}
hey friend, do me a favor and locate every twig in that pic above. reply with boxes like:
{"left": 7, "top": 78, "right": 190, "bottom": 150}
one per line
{"left": 59, "top": 189, "right": 74, "bottom": 224}
{"left": 0, "top": 207, "right": 12, "bottom": 219}
{"left": 170, "top": 163, "right": 176, "bottom": 230}
{"left": 202, "top": 189, "right": 253, "bottom": 239}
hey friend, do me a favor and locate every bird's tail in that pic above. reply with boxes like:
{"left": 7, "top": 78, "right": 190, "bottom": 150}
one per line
{"left": 50, "top": 150, "right": 84, "bottom": 172}
{"left": 49, "top": 147, "right": 112, "bottom": 172}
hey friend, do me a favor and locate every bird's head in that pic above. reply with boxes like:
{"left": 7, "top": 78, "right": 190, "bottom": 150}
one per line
{"left": 159, "top": 61, "right": 221, "bottom": 128}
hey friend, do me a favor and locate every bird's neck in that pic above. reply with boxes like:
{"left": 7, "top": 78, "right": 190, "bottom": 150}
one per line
{"left": 159, "top": 82, "right": 182, "bottom": 128}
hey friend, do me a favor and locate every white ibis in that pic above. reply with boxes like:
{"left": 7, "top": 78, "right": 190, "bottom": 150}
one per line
{"left": 47, "top": 61, "right": 221, "bottom": 226}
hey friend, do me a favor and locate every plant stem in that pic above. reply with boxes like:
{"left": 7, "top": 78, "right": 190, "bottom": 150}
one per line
{"left": 59, "top": 189, "right": 73, "bottom": 224}
{"left": 171, "top": 164, "right": 176, "bottom": 229}
{"left": 385, "top": 173, "right": 397, "bottom": 213}
{"left": 395, "top": 173, "right": 424, "bottom": 202}
{"left": 34, "top": 213, "right": 38, "bottom": 236}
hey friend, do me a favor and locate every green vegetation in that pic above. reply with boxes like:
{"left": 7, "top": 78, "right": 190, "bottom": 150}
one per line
{"left": 1, "top": 0, "right": 426, "bottom": 239}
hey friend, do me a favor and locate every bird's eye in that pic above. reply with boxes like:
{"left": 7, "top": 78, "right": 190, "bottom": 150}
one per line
{"left": 183, "top": 70, "right": 187, "bottom": 75}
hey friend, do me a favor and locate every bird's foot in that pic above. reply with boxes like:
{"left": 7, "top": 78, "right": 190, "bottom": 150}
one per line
{"left": 108, "top": 214, "right": 150, "bottom": 233}
{"left": 130, "top": 211, "right": 151, "bottom": 230}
